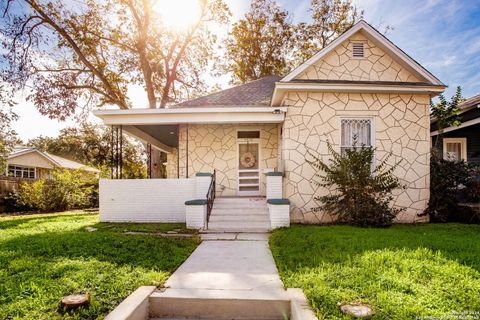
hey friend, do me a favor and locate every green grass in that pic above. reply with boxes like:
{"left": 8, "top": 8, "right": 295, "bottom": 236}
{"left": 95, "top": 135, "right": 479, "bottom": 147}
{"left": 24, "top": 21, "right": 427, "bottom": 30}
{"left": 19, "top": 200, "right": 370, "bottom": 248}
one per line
{"left": 270, "top": 224, "right": 480, "bottom": 319}
{"left": 0, "top": 211, "right": 199, "bottom": 319}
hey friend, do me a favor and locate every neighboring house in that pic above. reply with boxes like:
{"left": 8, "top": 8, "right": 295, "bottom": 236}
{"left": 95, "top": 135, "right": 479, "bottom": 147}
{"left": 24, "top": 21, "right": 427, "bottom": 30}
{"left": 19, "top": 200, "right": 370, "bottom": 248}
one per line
{"left": 94, "top": 20, "right": 446, "bottom": 225}
{"left": 6, "top": 146, "right": 100, "bottom": 179}
{"left": 431, "top": 95, "right": 480, "bottom": 163}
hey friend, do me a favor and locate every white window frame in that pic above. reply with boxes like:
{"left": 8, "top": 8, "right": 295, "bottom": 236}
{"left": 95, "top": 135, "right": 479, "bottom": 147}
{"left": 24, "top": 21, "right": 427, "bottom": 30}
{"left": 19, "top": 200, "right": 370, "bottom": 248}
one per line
{"left": 340, "top": 117, "right": 375, "bottom": 169}
{"left": 7, "top": 165, "right": 36, "bottom": 179}
{"left": 340, "top": 117, "right": 375, "bottom": 150}
{"left": 443, "top": 138, "right": 467, "bottom": 161}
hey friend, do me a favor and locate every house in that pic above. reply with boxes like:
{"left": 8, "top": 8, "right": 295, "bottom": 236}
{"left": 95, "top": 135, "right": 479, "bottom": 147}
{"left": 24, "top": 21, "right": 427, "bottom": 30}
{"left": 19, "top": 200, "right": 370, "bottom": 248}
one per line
{"left": 93, "top": 20, "right": 446, "bottom": 227}
{"left": 431, "top": 94, "right": 480, "bottom": 163}
{"left": 6, "top": 146, "right": 100, "bottom": 179}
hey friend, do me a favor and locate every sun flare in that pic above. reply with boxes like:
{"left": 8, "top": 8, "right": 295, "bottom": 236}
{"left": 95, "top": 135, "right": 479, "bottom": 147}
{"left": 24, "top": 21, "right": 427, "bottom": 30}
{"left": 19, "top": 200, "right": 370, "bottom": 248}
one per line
{"left": 153, "top": 0, "right": 201, "bottom": 30}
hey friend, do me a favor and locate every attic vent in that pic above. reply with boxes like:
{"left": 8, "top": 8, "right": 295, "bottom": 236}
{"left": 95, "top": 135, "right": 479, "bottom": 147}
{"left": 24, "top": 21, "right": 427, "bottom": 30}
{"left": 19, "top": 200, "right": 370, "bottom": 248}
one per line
{"left": 352, "top": 42, "right": 365, "bottom": 58}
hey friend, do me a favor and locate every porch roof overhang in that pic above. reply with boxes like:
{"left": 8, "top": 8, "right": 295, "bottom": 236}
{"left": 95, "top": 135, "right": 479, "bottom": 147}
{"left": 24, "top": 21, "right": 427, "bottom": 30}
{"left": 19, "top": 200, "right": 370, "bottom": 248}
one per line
{"left": 93, "top": 107, "right": 287, "bottom": 154}
{"left": 270, "top": 81, "right": 447, "bottom": 106}
{"left": 93, "top": 106, "right": 287, "bottom": 125}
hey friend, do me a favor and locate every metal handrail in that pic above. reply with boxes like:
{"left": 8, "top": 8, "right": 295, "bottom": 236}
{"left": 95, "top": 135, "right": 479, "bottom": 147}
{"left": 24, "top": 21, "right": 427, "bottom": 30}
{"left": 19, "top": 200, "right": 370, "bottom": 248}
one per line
{"left": 206, "top": 170, "right": 216, "bottom": 227}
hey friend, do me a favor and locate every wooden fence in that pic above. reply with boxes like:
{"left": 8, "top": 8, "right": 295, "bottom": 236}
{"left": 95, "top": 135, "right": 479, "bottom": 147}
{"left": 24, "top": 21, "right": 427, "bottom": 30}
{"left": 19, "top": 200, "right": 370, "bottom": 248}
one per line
{"left": 0, "top": 176, "right": 35, "bottom": 212}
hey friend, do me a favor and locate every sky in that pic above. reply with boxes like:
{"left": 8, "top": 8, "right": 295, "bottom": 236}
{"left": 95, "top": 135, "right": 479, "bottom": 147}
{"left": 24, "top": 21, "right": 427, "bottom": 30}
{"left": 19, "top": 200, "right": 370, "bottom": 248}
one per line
{"left": 11, "top": 0, "right": 480, "bottom": 141}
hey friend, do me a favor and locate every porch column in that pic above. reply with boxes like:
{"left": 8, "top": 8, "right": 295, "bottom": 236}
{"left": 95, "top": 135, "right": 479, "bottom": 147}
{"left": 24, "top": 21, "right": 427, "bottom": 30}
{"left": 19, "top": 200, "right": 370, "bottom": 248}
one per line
{"left": 111, "top": 125, "right": 123, "bottom": 179}
{"left": 265, "top": 172, "right": 283, "bottom": 199}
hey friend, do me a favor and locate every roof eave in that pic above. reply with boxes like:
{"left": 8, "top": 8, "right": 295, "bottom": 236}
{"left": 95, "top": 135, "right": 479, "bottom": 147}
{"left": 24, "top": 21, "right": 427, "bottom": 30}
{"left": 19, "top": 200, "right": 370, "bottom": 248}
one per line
{"left": 93, "top": 106, "right": 288, "bottom": 126}
{"left": 271, "top": 82, "right": 446, "bottom": 106}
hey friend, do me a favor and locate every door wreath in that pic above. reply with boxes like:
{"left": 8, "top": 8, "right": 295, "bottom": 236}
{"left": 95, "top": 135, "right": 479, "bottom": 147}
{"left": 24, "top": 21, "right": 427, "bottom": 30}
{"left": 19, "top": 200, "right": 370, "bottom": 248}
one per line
{"left": 240, "top": 151, "right": 256, "bottom": 168}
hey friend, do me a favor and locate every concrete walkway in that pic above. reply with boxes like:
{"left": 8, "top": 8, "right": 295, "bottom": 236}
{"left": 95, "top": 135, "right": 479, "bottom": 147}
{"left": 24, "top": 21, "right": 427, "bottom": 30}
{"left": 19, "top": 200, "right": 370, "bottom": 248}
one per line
{"left": 164, "top": 237, "right": 285, "bottom": 292}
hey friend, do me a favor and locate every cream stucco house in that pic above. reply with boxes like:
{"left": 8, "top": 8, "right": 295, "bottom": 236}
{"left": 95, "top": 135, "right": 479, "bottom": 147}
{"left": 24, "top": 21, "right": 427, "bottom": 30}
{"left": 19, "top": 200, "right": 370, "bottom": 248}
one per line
{"left": 94, "top": 21, "right": 446, "bottom": 228}
{"left": 6, "top": 146, "right": 100, "bottom": 179}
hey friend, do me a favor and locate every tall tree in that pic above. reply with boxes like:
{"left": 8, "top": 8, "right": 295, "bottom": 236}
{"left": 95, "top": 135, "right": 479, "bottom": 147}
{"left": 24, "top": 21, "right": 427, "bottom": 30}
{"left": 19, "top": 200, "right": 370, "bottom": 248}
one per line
{"left": 293, "top": 0, "right": 363, "bottom": 64}
{"left": 28, "top": 123, "right": 148, "bottom": 178}
{"left": 431, "top": 86, "right": 464, "bottom": 148}
{"left": 221, "top": 0, "right": 293, "bottom": 84}
{"left": 1, "top": 0, "right": 229, "bottom": 113}
{"left": 1, "top": 0, "right": 229, "bottom": 176}
{"left": 0, "top": 85, "right": 19, "bottom": 175}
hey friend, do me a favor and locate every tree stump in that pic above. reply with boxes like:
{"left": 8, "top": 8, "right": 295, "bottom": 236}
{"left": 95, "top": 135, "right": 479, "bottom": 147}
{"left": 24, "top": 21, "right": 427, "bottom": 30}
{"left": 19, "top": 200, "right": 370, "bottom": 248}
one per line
{"left": 61, "top": 293, "right": 90, "bottom": 309}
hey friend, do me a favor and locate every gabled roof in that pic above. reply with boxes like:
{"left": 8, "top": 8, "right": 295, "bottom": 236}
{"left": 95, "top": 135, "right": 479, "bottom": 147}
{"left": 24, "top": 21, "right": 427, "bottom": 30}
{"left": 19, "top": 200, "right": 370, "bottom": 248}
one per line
{"left": 174, "top": 75, "right": 281, "bottom": 107}
{"left": 430, "top": 94, "right": 480, "bottom": 135}
{"left": 8, "top": 146, "right": 100, "bottom": 173}
{"left": 281, "top": 20, "right": 445, "bottom": 86}
{"left": 458, "top": 94, "right": 480, "bottom": 111}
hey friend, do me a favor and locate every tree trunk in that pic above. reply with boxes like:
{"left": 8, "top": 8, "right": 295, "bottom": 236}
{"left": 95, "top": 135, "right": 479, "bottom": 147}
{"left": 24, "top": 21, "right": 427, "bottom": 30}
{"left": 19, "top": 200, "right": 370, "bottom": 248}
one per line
{"left": 150, "top": 148, "right": 166, "bottom": 178}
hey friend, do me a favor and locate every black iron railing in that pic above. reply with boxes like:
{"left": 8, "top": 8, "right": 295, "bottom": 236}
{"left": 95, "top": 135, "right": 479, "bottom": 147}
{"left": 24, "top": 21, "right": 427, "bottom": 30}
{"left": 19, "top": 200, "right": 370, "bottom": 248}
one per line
{"left": 206, "top": 170, "right": 216, "bottom": 226}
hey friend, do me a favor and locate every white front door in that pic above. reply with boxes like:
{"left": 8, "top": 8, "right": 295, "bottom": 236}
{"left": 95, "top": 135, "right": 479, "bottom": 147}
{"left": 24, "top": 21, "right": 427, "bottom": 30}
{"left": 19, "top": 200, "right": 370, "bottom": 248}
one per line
{"left": 237, "top": 141, "right": 261, "bottom": 196}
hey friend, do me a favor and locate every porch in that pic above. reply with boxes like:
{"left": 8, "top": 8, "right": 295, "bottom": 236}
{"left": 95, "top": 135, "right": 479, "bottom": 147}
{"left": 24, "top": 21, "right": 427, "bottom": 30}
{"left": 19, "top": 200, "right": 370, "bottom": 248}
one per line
{"left": 93, "top": 107, "right": 290, "bottom": 229}
{"left": 95, "top": 107, "right": 286, "bottom": 194}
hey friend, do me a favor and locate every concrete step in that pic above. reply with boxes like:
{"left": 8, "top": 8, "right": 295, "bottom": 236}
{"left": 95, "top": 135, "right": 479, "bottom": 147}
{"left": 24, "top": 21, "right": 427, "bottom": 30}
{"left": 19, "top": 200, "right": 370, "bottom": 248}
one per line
{"left": 212, "top": 207, "right": 268, "bottom": 211}
{"left": 200, "top": 229, "right": 271, "bottom": 234}
{"left": 208, "top": 221, "right": 270, "bottom": 228}
{"left": 211, "top": 212, "right": 269, "bottom": 218}
{"left": 209, "top": 214, "right": 270, "bottom": 221}
{"left": 211, "top": 211, "right": 269, "bottom": 217}
{"left": 212, "top": 206, "right": 268, "bottom": 211}
{"left": 149, "top": 288, "right": 289, "bottom": 320}
{"left": 213, "top": 201, "right": 267, "bottom": 205}
{"left": 207, "top": 228, "right": 271, "bottom": 233}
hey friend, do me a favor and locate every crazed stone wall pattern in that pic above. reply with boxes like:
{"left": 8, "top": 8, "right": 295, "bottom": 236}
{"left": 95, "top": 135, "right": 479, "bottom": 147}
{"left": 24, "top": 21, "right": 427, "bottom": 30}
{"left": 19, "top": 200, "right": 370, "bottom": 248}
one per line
{"left": 297, "top": 32, "right": 421, "bottom": 83}
{"left": 168, "top": 123, "right": 279, "bottom": 197}
{"left": 282, "top": 91, "right": 431, "bottom": 223}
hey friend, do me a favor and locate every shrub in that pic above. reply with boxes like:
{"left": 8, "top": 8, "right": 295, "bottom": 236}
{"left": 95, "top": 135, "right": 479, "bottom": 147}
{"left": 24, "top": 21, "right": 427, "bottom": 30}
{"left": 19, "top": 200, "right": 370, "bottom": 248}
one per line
{"left": 16, "top": 179, "right": 47, "bottom": 211}
{"left": 424, "top": 151, "right": 470, "bottom": 223}
{"left": 15, "top": 169, "right": 96, "bottom": 212}
{"left": 464, "top": 164, "right": 480, "bottom": 203}
{"left": 425, "top": 152, "right": 480, "bottom": 223}
{"left": 308, "top": 140, "right": 403, "bottom": 227}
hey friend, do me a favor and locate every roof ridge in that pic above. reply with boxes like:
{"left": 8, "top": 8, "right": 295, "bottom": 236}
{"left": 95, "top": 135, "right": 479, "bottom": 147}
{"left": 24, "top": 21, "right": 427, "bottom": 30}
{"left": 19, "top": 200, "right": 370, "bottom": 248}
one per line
{"left": 174, "top": 75, "right": 281, "bottom": 107}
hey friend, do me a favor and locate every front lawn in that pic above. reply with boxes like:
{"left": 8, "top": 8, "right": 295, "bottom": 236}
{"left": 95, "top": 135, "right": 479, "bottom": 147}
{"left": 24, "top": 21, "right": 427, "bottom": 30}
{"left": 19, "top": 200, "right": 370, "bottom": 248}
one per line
{"left": 0, "top": 211, "right": 198, "bottom": 319}
{"left": 270, "top": 224, "right": 480, "bottom": 319}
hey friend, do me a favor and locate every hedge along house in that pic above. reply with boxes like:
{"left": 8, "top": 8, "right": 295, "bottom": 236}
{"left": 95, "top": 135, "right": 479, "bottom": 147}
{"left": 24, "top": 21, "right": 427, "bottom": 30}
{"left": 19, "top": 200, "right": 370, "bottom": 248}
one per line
{"left": 93, "top": 20, "right": 446, "bottom": 228}
{"left": 431, "top": 94, "right": 480, "bottom": 163}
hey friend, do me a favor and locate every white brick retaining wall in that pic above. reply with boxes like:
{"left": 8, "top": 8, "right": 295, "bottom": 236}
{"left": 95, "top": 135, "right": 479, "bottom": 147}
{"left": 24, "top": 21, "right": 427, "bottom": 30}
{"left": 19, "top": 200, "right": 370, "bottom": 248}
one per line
{"left": 266, "top": 174, "right": 283, "bottom": 199}
{"left": 268, "top": 201, "right": 290, "bottom": 229}
{"left": 185, "top": 203, "right": 207, "bottom": 229}
{"left": 99, "top": 178, "right": 196, "bottom": 222}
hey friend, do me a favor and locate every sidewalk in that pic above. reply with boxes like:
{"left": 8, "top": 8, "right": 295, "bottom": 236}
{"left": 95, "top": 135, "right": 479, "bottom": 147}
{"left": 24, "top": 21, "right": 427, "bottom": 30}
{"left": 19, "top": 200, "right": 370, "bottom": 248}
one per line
{"left": 164, "top": 238, "right": 285, "bottom": 292}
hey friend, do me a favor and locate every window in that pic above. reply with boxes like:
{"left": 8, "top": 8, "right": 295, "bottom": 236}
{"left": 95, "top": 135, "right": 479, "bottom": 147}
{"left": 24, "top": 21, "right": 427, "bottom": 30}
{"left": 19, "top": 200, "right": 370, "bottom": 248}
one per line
{"left": 443, "top": 138, "right": 467, "bottom": 161}
{"left": 341, "top": 118, "right": 372, "bottom": 154}
{"left": 7, "top": 165, "right": 36, "bottom": 179}
{"left": 352, "top": 42, "right": 365, "bottom": 58}
{"left": 237, "top": 130, "right": 260, "bottom": 139}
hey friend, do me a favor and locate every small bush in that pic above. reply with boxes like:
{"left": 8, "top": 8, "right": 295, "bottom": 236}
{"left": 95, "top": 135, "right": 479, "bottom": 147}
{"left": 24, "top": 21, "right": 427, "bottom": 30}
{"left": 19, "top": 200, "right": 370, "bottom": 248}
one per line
{"left": 424, "top": 152, "right": 470, "bottom": 222}
{"left": 16, "top": 179, "right": 47, "bottom": 211}
{"left": 464, "top": 164, "right": 480, "bottom": 203}
{"left": 3, "top": 191, "right": 30, "bottom": 213}
{"left": 308, "top": 140, "right": 403, "bottom": 227}
{"left": 15, "top": 169, "right": 96, "bottom": 212}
